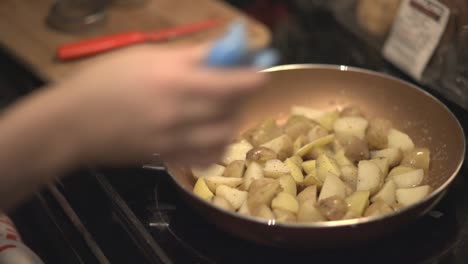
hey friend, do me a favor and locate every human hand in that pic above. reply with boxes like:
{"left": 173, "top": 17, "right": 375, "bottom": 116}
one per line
{"left": 59, "top": 44, "right": 266, "bottom": 167}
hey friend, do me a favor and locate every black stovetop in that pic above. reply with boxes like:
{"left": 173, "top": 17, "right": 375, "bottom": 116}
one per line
{"left": 3, "top": 5, "right": 468, "bottom": 264}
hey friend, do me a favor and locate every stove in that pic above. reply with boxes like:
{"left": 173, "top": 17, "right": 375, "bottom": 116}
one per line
{"left": 3, "top": 4, "right": 468, "bottom": 264}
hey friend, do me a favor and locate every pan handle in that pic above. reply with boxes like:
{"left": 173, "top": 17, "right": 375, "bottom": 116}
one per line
{"left": 142, "top": 153, "right": 166, "bottom": 171}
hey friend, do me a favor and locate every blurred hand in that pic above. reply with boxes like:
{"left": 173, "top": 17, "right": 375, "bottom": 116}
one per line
{"left": 59, "top": 45, "right": 266, "bottom": 166}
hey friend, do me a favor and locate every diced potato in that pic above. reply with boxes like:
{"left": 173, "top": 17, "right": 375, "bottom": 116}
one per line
{"left": 345, "top": 183, "right": 354, "bottom": 196}
{"left": 288, "top": 155, "right": 303, "bottom": 168}
{"left": 364, "top": 199, "right": 394, "bottom": 217}
{"left": 223, "top": 160, "right": 245, "bottom": 178}
{"left": 278, "top": 174, "right": 297, "bottom": 196}
{"left": 297, "top": 202, "right": 326, "bottom": 222}
{"left": 284, "top": 158, "right": 304, "bottom": 183}
{"left": 291, "top": 105, "right": 324, "bottom": 120}
{"left": 316, "top": 111, "right": 340, "bottom": 131}
{"left": 334, "top": 149, "right": 354, "bottom": 167}
{"left": 242, "top": 118, "right": 282, "bottom": 147}
{"left": 254, "top": 204, "right": 275, "bottom": 220}
{"left": 212, "top": 196, "right": 235, "bottom": 211}
{"left": 302, "top": 174, "right": 323, "bottom": 188}
{"left": 387, "top": 129, "right": 415, "bottom": 152}
{"left": 366, "top": 118, "right": 392, "bottom": 149}
{"left": 340, "top": 165, "right": 358, "bottom": 189}
{"left": 396, "top": 185, "right": 430, "bottom": 206}
{"left": 370, "top": 148, "right": 403, "bottom": 167}
{"left": 332, "top": 139, "right": 345, "bottom": 153}
{"left": 342, "top": 211, "right": 360, "bottom": 220}
{"left": 272, "top": 192, "right": 299, "bottom": 213}
{"left": 293, "top": 135, "right": 308, "bottom": 153}
{"left": 387, "top": 166, "right": 414, "bottom": 179}
{"left": 215, "top": 185, "right": 248, "bottom": 210}
{"left": 308, "top": 125, "right": 329, "bottom": 142}
{"left": 263, "top": 159, "right": 290, "bottom": 178}
{"left": 242, "top": 162, "right": 264, "bottom": 190}
{"left": 318, "top": 174, "right": 347, "bottom": 200}
{"left": 302, "top": 160, "right": 317, "bottom": 175}
{"left": 273, "top": 209, "right": 297, "bottom": 223}
{"left": 261, "top": 134, "right": 294, "bottom": 160}
{"left": 247, "top": 178, "right": 281, "bottom": 213}
{"left": 246, "top": 147, "right": 277, "bottom": 165}
{"left": 191, "top": 164, "right": 225, "bottom": 179}
{"left": 238, "top": 200, "right": 251, "bottom": 216}
{"left": 297, "top": 185, "right": 317, "bottom": 205}
{"left": 356, "top": 160, "right": 382, "bottom": 195}
{"left": 345, "top": 191, "right": 370, "bottom": 216}
{"left": 343, "top": 136, "right": 370, "bottom": 162}
{"left": 317, "top": 196, "right": 348, "bottom": 220}
{"left": 316, "top": 154, "right": 341, "bottom": 182}
{"left": 304, "top": 146, "right": 333, "bottom": 160}
{"left": 340, "top": 106, "right": 362, "bottom": 117}
{"left": 401, "top": 148, "right": 430, "bottom": 174}
{"left": 370, "top": 158, "right": 389, "bottom": 177}
{"left": 193, "top": 178, "right": 214, "bottom": 201}
{"left": 392, "top": 169, "right": 424, "bottom": 188}
{"left": 295, "top": 134, "right": 335, "bottom": 157}
{"left": 284, "top": 118, "right": 312, "bottom": 140}
{"left": 333, "top": 116, "right": 369, "bottom": 140}
{"left": 371, "top": 180, "right": 396, "bottom": 205}
{"left": 221, "top": 139, "right": 253, "bottom": 165}
{"left": 204, "top": 176, "right": 243, "bottom": 193}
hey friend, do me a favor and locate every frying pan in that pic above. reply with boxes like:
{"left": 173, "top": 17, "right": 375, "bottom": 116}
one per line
{"left": 146, "top": 64, "right": 465, "bottom": 248}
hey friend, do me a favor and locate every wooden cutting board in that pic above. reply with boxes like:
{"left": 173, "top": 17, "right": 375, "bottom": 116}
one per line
{"left": 0, "top": 0, "right": 271, "bottom": 82}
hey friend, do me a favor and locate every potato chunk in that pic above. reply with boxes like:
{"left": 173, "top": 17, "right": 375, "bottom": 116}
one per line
{"left": 400, "top": 148, "right": 430, "bottom": 174}
{"left": 366, "top": 118, "right": 392, "bottom": 149}
{"left": 261, "top": 134, "right": 294, "bottom": 160}
{"left": 246, "top": 147, "right": 277, "bottom": 165}
{"left": 242, "top": 118, "right": 282, "bottom": 147}
{"left": 333, "top": 116, "right": 368, "bottom": 140}
{"left": 193, "top": 178, "right": 214, "bottom": 201}
{"left": 271, "top": 192, "right": 299, "bottom": 213}
{"left": 387, "top": 129, "right": 415, "bottom": 152}
{"left": 263, "top": 159, "right": 290, "bottom": 178}
{"left": 215, "top": 185, "right": 247, "bottom": 210}
{"left": 221, "top": 140, "right": 253, "bottom": 165}
{"left": 247, "top": 178, "right": 281, "bottom": 213}
{"left": 319, "top": 174, "right": 347, "bottom": 201}
{"left": 297, "top": 202, "right": 326, "bottom": 222}
{"left": 223, "top": 160, "right": 245, "bottom": 178}
{"left": 396, "top": 185, "right": 430, "bottom": 206}
{"left": 317, "top": 196, "right": 348, "bottom": 220}
{"left": 343, "top": 136, "right": 370, "bottom": 162}
{"left": 297, "top": 185, "right": 317, "bottom": 205}
{"left": 356, "top": 160, "right": 382, "bottom": 195}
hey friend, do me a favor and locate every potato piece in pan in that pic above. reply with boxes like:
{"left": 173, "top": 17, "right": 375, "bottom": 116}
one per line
{"left": 366, "top": 118, "right": 392, "bottom": 149}
{"left": 274, "top": 209, "right": 297, "bottom": 223}
{"left": 343, "top": 136, "right": 370, "bottom": 163}
{"left": 400, "top": 148, "right": 430, "bottom": 174}
{"left": 297, "top": 185, "right": 318, "bottom": 205}
{"left": 246, "top": 147, "right": 277, "bottom": 166}
{"left": 212, "top": 196, "right": 235, "bottom": 211}
{"left": 223, "top": 160, "right": 245, "bottom": 178}
{"left": 317, "top": 195, "right": 348, "bottom": 220}
{"left": 297, "top": 202, "right": 326, "bottom": 222}
{"left": 261, "top": 134, "right": 294, "bottom": 161}
{"left": 242, "top": 118, "right": 282, "bottom": 147}
{"left": 247, "top": 178, "right": 281, "bottom": 214}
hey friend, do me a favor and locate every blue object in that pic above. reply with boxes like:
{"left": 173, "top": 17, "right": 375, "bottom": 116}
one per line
{"left": 205, "top": 21, "right": 279, "bottom": 69}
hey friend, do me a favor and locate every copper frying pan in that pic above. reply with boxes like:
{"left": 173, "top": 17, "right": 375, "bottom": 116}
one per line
{"left": 147, "top": 65, "right": 465, "bottom": 248}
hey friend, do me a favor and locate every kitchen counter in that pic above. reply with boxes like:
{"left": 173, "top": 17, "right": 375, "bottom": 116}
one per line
{"left": 0, "top": 0, "right": 271, "bottom": 82}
